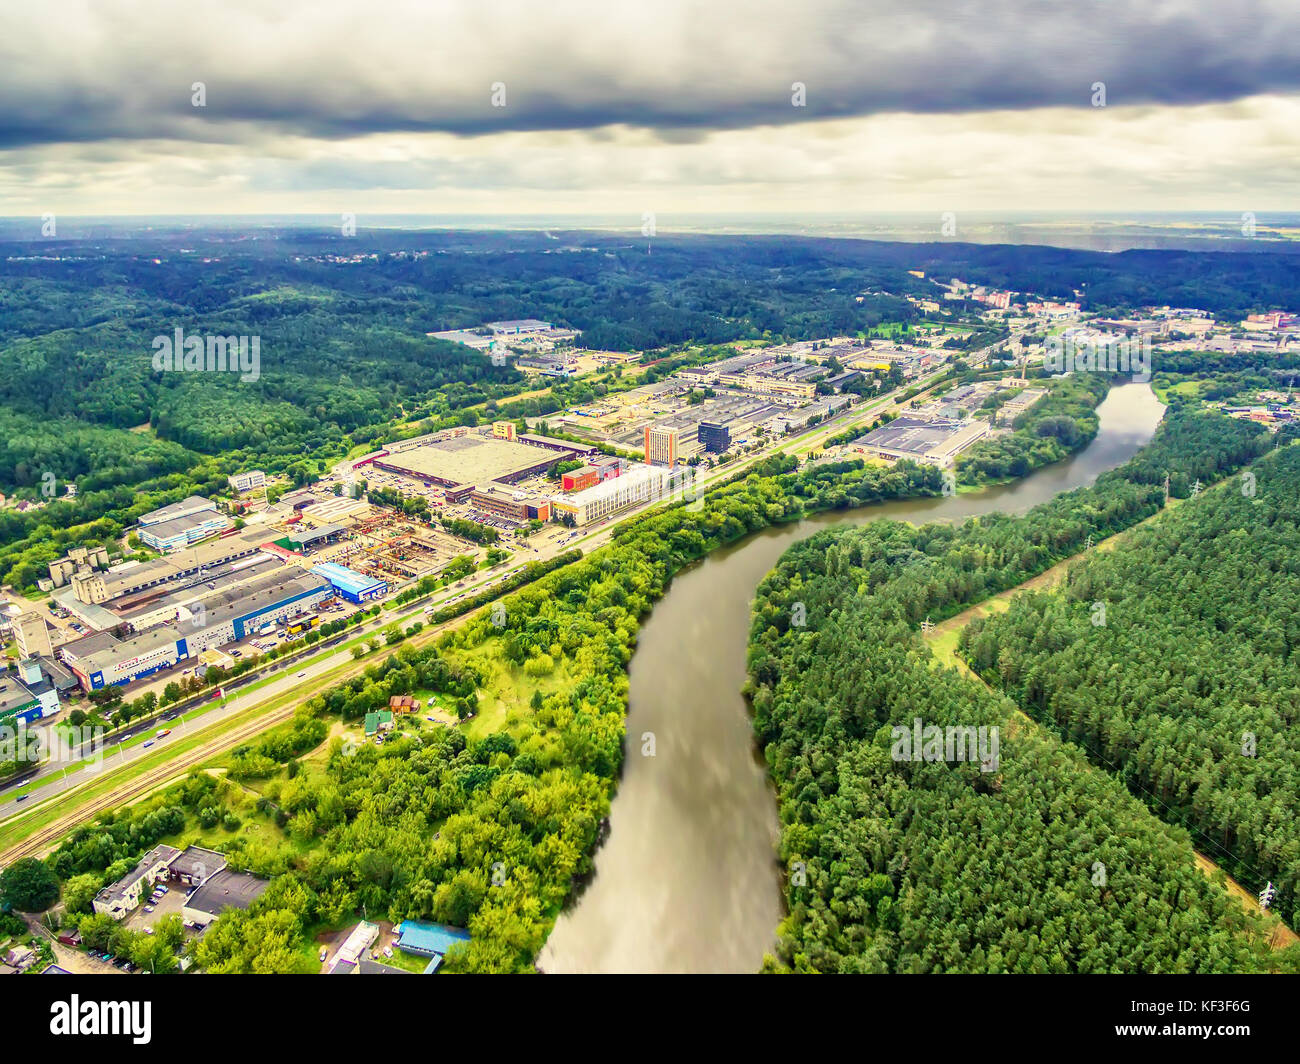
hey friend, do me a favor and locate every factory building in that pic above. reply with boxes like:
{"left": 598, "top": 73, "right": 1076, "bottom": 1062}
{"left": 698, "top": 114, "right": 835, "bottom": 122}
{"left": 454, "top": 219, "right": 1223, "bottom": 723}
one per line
{"left": 138, "top": 509, "right": 232, "bottom": 552}
{"left": 311, "top": 562, "right": 389, "bottom": 605}
{"left": 468, "top": 486, "right": 552, "bottom": 523}
{"left": 550, "top": 464, "right": 692, "bottom": 526}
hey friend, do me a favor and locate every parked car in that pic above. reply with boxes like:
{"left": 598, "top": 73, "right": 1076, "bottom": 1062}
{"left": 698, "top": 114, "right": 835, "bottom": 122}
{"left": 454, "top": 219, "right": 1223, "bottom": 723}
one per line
{"left": 319, "top": 947, "right": 328, "bottom": 962}
{"left": 144, "top": 904, "right": 155, "bottom": 913}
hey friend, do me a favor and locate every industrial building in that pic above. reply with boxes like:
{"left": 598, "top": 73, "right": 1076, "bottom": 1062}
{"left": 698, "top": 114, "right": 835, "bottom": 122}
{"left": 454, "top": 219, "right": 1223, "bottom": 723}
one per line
{"left": 373, "top": 433, "right": 580, "bottom": 488}
{"left": 229, "top": 469, "right": 267, "bottom": 493}
{"left": 485, "top": 318, "right": 553, "bottom": 334}
{"left": 64, "top": 570, "right": 334, "bottom": 691}
{"left": 67, "top": 527, "right": 274, "bottom": 607}
{"left": 852, "top": 417, "right": 991, "bottom": 467}
{"left": 183, "top": 869, "right": 269, "bottom": 929}
{"left": 137, "top": 509, "right": 232, "bottom": 552}
{"left": 561, "top": 466, "right": 600, "bottom": 492}
{"left": 137, "top": 495, "right": 219, "bottom": 527}
{"left": 550, "top": 464, "right": 692, "bottom": 526}
{"left": 467, "top": 486, "right": 551, "bottom": 523}
{"left": 311, "top": 562, "right": 389, "bottom": 605}
{"left": 0, "top": 658, "right": 60, "bottom": 726}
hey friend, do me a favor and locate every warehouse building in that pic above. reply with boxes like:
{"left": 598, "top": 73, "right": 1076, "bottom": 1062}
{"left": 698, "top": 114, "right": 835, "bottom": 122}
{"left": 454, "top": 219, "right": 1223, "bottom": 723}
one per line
{"left": 311, "top": 562, "right": 389, "bottom": 604}
{"left": 373, "top": 434, "right": 578, "bottom": 488}
{"left": 0, "top": 659, "right": 60, "bottom": 726}
{"left": 137, "top": 509, "right": 232, "bottom": 552}
{"left": 70, "top": 528, "right": 274, "bottom": 605}
{"left": 137, "top": 495, "right": 217, "bottom": 527}
{"left": 68, "top": 624, "right": 189, "bottom": 692}
{"left": 66, "top": 571, "right": 333, "bottom": 690}
{"left": 852, "top": 417, "right": 991, "bottom": 467}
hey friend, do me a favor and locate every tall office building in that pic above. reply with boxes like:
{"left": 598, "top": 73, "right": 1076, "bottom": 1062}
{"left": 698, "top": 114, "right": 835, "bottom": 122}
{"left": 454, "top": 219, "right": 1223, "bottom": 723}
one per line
{"left": 697, "top": 421, "right": 730, "bottom": 454}
{"left": 644, "top": 426, "right": 679, "bottom": 467}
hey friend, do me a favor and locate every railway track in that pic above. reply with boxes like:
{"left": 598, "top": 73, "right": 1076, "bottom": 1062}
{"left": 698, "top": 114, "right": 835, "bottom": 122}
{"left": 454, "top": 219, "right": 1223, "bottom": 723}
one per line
{"left": 0, "top": 701, "right": 300, "bottom": 866}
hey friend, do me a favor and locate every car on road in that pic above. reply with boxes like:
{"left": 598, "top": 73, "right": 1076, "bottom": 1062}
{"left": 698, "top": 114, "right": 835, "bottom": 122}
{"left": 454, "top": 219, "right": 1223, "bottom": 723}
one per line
{"left": 425, "top": 716, "right": 437, "bottom": 723}
{"left": 15, "top": 794, "right": 28, "bottom": 802}
{"left": 142, "top": 740, "right": 154, "bottom": 748}
{"left": 297, "top": 671, "right": 307, "bottom": 678}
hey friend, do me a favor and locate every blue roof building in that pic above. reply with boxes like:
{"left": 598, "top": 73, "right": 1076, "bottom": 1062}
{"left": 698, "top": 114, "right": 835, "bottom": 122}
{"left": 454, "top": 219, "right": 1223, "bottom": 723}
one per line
{"left": 394, "top": 920, "right": 471, "bottom": 963}
{"left": 310, "top": 562, "right": 388, "bottom": 604}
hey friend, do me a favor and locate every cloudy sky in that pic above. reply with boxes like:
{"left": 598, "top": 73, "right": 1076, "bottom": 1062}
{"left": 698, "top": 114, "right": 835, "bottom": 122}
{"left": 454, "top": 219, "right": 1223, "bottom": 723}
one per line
{"left": 2, "top": 0, "right": 1298, "bottom": 217}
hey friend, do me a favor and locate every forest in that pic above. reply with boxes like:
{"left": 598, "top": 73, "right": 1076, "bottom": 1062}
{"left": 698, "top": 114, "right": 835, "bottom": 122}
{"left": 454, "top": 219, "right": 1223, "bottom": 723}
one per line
{"left": 745, "top": 407, "right": 1292, "bottom": 971}
{"left": 955, "top": 374, "right": 1110, "bottom": 485}
{"left": 962, "top": 442, "right": 1300, "bottom": 924}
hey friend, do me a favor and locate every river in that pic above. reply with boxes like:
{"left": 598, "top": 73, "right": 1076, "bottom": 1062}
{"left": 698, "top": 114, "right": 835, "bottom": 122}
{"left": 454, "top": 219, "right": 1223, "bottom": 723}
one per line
{"left": 539, "top": 381, "right": 1166, "bottom": 973}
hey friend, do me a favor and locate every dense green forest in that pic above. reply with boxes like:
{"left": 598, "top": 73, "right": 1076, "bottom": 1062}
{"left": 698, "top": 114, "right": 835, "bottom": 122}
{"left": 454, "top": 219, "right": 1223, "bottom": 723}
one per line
{"left": 746, "top": 408, "right": 1289, "bottom": 971}
{"left": 955, "top": 374, "right": 1110, "bottom": 484}
{"left": 962, "top": 442, "right": 1300, "bottom": 925}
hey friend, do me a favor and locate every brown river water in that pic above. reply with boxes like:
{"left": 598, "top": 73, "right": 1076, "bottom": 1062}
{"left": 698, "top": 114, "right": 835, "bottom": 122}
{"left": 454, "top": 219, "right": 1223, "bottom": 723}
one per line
{"left": 539, "top": 382, "right": 1165, "bottom": 973}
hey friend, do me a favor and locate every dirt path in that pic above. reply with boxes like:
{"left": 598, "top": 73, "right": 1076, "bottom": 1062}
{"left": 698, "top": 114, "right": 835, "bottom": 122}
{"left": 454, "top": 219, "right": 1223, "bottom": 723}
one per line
{"left": 921, "top": 513, "right": 1298, "bottom": 952}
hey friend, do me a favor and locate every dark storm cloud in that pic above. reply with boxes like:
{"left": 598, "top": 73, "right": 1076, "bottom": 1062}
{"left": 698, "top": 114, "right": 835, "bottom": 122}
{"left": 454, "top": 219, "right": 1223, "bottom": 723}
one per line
{"left": 1, "top": 0, "right": 1297, "bottom": 150}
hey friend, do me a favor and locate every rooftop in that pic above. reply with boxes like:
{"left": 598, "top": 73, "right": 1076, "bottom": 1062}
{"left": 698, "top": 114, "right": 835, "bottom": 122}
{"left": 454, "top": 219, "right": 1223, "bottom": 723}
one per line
{"left": 95, "top": 844, "right": 180, "bottom": 904}
{"left": 138, "top": 495, "right": 216, "bottom": 526}
{"left": 185, "top": 868, "right": 269, "bottom": 917}
{"left": 394, "top": 920, "right": 472, "bottom": 957}
{"left": 379, "top": 434, "right": 574, "bottom": 486}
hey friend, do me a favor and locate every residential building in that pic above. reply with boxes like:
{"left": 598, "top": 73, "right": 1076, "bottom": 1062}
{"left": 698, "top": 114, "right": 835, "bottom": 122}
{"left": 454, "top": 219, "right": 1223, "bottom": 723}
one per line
{"left": 93, "top": 845, "right": 181, "bottom": 919}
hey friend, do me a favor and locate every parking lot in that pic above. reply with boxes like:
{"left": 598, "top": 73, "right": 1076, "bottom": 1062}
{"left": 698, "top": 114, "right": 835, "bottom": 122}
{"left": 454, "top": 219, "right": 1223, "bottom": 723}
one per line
{"left": 123, "top": 880, "right": 185, "bottom": 933}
